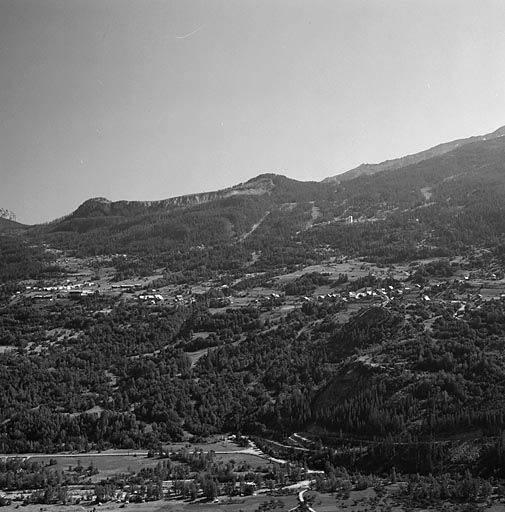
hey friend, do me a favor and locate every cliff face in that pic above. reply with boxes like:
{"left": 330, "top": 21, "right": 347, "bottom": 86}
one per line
{"left": 159, "top": 175, "right": 276, "bottom": 208}
{"left": 71, "top": 175, "right": 278, "bottom": 218}
{"left": 0, "top": 208, "right": 17, "bottom": 222}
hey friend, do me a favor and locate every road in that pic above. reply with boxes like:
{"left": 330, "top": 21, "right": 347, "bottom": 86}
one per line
{"left": 0, "top": 443, "right": 281, "bottom": 464}
{"left": 0, "top": 450, "right": 149, "bottom": 461}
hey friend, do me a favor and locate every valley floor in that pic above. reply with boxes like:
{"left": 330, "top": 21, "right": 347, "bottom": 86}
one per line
{"left": 4, "top": 489, "right": 505, "bottom": 512}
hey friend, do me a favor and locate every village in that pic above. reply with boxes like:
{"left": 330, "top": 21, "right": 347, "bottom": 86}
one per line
{"left": 12, "top": 251, "right": 505, "bottom": 325}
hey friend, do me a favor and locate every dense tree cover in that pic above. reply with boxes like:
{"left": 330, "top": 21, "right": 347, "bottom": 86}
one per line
{"left": 0, "top": 235, "right": 64, "bottom": 282}
{"left": 300, "top": 297, "right": 505, "bottom": 473}
{"left": 14, "top": 138, "right": 505, "bottom": 278}
{"left": 0, "top": 458, "right": 71, "bottom": 491}
{"left": 411, "top": 259, "right": 455, "bottom": 286}
{"left": 0, "top": 297, "right": 335, "bottom": 452}
{"left": 11, "top": 138, "right": 505, "bottom": 290}
{"left": 30, "top": 176, "right": 331, "bottom": 274}
{"left": 399, "top": 470, "right": 493, "bottom": 505}
{"left": 283, "top": 272, "right": 331, "bottom": 296}
{"left": 0, "top": 301, "right": 194, "bottom": 451}
{"left": 2, "top": 276, "right": 505, "bottom": 477}
{"left": 300, "top": 214, "right": 448, "bottom": 264}
{"left": 5, "top": 140, "right": 505, "bottom": 485}
{"left": 327, "top": 306, "right": 405, "bottom": 359}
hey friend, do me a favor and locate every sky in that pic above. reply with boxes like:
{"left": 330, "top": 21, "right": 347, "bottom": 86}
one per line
{"left": 2, "top": 0, "right": 505, "bottom": 224}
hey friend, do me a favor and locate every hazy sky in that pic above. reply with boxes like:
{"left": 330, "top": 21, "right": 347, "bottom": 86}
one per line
{"left": 2, "top": 0, "right": 505, "bottom": 224}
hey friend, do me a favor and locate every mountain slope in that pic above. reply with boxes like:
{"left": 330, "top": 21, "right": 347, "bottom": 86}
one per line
{"left": 19, "top": 124, "right": 505, "bottom": 268}
{"left": 331, "top": 135, "right": 505, "bottom": 215}
{"left": 325, "top": 124, "right": 505, "bottom": 183}
{"left": 296, "top": 135, "right": 505, "bottom": 264}
{"left": 32, "top": 174, "right": 331, "bottom": 265}
{"left": 67, "top": 174, "right": 324, "bottom": 219}
{"left": 0, "top": 217, "right": 25, "bottom": 231}
{"left": 0, "top": 208, "right": 25, "bottom": 231}
{"left": 5, "top": 125, "right": 505, "bottom": 480}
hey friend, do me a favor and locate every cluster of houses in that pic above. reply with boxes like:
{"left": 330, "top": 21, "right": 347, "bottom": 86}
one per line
{"left": 110, "top": 283, "right": 143, "bottom": 291}
{"left": 27, "top": 281, "right": 101, "bottom": 301}
{"left": 250, "top": 293, "right": 283, "bottom": 309}
{"left": 300, "top": 285, "right": 406, "bottom": 305}
{"left": 23, "top": 278, "right": 204, "bottom": 306}
{"left": 138, "top": 293, "right": 164, "bottom": 303}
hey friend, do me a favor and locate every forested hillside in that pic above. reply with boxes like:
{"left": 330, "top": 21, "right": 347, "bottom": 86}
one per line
{"left": 3, "top": 130, "right": 505, "bottom": 482}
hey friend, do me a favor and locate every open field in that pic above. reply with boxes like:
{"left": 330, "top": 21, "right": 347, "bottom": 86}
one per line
{"left": 158, "top": 494, "right": 299, "bottom": 512}
{"left": 212, "top": 452, "right": 269, "bottom": 470}
{"left": 0, "top": 494, "right": 300, "bottom": 512}
{"left": 27, "top": 452, "right": 157, "bottom": 480}
{"left": 0, "top": 502, "right": 165, "bottom": 512}
{"left": 4, "top": 491, "right": 505, "bottom": 512}
{"left": 274, "top": 259, "right": 411, "bottom": 285}
{"left": 3, "top": 437, "right": 505, "bottom": 512}
{"left": 2, "top": 440, "right": 271, "bottom": 482}
{"left": 186, "top": 348, "right": 211, "bottom": 368}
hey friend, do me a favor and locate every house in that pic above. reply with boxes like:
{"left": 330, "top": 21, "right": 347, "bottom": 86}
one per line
{"left": 139, "top": 294, "right": 164, "bottom": 302}
{"left": 68, "top": 289, "right": 96, "bottom": 299}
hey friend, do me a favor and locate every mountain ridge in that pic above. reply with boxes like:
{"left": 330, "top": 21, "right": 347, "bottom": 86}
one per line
{"left": 9, "top": 124, "right": 505, "bottom": 225}
{"left": 70, "top": 174, "right": 293, "bottom": 219}
{"left": 51, "top": 123, "right": 505, "bottom": 225}
{"left": 5, "top": 124, "right": 505, "bottom": 484}
{"left": 324, "top": 124, "right": 505, "bottom": 183}
{"left": 24, "top": 129, "right": 505, "bottom": 265}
